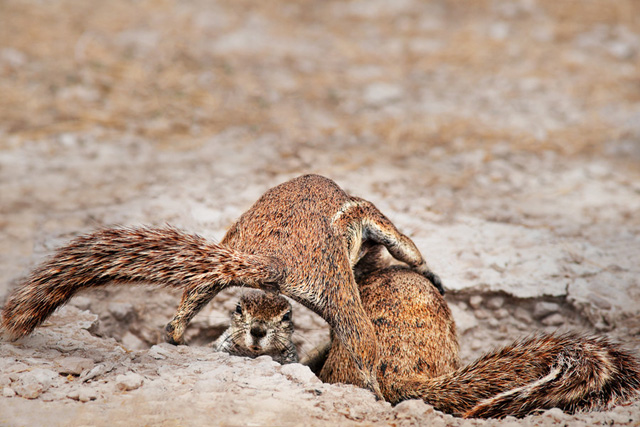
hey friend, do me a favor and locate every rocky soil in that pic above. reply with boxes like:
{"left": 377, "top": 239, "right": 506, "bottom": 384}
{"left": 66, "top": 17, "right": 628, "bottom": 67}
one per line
{"left": 1, "top": 0, "right": 639, "bottom": 425}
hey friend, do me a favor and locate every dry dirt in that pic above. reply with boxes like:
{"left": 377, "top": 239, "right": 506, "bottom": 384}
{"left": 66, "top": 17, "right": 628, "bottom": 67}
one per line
{"left": 1, "top": 0, "right": 639, "bottom": 426}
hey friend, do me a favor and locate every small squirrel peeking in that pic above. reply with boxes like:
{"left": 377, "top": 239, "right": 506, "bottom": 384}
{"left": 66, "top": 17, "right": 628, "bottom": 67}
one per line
{"left": 213, "top": 291, "right": 298, "bottom": 365}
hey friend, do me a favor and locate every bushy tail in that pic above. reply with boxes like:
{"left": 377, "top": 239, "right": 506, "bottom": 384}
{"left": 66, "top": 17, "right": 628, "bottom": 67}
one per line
{"left": 1, "top": 226, "right": 283, "bottom": 340}
{"left": 394, "top": 333, "right": 640, "bottom": 418}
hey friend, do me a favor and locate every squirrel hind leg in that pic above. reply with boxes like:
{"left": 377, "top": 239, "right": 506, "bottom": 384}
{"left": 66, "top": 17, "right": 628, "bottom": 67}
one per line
{"left": 340, "top": 198, "right": 444, "bottom": 295}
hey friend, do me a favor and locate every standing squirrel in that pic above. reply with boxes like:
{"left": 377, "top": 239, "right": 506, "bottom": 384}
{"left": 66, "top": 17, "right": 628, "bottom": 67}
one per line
{"left": 213, "top": 290, "right": 298, "bottom": 364}
{"left": 309, "top": 246, "right": 640, "bottom": 418}
{"left": 1, "top": 174, "right": 441, "bottom": 399}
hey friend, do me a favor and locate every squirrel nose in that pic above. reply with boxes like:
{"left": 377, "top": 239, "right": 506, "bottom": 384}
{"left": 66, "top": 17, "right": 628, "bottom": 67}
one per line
{"left": 250, "top": 325, "right": 267, "bottom": 338}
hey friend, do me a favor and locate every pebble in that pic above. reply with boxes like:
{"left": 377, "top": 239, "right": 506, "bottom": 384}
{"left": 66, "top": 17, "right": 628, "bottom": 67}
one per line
{"left": 57, "top": 357, "right": 95, "bottom": 376}
{"left": 3, "top": 387, "right": 16, "bottom": 398}
{"left": 108, "top": 302, "right": 136, "bottom": 321}
{"left": 474, "top": 309, "right": 490, "bottom": 320}
{"left": 13, "top": 368, "right": 58, "bottom": 399}
{"left": 116, "top": 373, "right": 144, "bottom": 391}
{"left": 533, "top": 301, "right": 561, "bottom": 320}
{"left": 543, "top": 407, "right": 566, "bottom": 421}
{"left": 449, "top": 305, "right": 478, "bottom": 333}
{"left": 121, "top": 331, "right": 148, "bottom": 351}
{"left": 391, "top": 399, "right": 435, "bottom": 418}
{"left": 148, "top": 344, "right": 175, "bottom": 360}
{"left": 68, "top": 387, "right": 99, "bottom": 402}
{"left": 279, "top": 363, "right": 320, "bottom": 384}
{"left": 468, "top": 295, "right": 483, "bottom": 309}
{"left": 541, "top": 313, "right": 565, "bottom": 327}
{"left": 494, "top": 308, "right": 510, "bottom": 319}
{"left": 513, "top": 307, "right": 533, "bottom": 323}
{"left": 79, "top": 388, "right": 98, "bottom": 402}
{"left": 80, "top": 363, "right": 113, "bottom": 383}
{"left": 13, "top": 381, "right": 44, "bottom": 399}
{"left": 486, "top": 296, "right": 505, "bottom": 309}
{"left": 70, "top": 296, "right": 93, "bottom": 311}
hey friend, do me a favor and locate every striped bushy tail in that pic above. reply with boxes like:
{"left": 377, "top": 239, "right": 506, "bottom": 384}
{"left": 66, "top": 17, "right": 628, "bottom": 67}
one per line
{"left": 393, "top": 333, "right": 640, "bottom": 418}
{"left": 1, "top": 227, "right": 282, "bottom": 340}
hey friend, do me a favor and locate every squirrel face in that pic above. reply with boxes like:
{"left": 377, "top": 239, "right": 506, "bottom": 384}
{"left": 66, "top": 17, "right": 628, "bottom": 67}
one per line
{"left": 215, "top": 291, "right": 296, "bottom": 362}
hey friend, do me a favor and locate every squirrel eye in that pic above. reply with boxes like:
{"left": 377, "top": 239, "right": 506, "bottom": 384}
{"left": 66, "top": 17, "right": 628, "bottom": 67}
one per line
{"left": 282, "top": 310, "right": 292, "bottom": 321}
{"left": 235, "top": 303, "right": 242, "bottom": 314}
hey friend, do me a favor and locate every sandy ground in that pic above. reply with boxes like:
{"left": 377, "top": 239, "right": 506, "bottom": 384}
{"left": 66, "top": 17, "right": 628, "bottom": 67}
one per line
{"left": 1, "top": 0, "right": 639, "bottom": 425}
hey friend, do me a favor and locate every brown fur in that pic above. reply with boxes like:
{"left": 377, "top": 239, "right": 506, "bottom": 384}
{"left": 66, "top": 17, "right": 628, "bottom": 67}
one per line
{"left": 213, "top": 290, "right": 297, "bottom": 364}
{"left": 314, "top": 250, "right": 640, "bottom": 418}
{"left": 1, "top": 174, "right": 442, "bottom": 399}
{"left": 319, "top": 265, "right": 460, "bottom": 401}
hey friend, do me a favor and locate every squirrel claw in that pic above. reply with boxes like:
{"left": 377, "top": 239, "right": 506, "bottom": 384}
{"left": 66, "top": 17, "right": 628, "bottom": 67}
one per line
{"left": 164, "top": 323, "right": 185, "bottom": 345}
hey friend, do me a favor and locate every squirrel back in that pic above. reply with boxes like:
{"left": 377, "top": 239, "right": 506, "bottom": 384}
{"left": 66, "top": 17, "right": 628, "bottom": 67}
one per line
{"left": 316, "top": 250, "right": 640, "bottom": 418}
{"left": 213, "top": 290, "right": 298, "bottom": 364}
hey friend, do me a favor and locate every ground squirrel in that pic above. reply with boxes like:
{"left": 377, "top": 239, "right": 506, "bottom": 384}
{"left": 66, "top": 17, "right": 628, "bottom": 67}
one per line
{"left": 213, "top": 290, "right": 298, "bottom": 364}
{"left": 1, "top": 174, "right": 441, "bottom": 399}
{"left": 308, "top": 246, "right": 640, "bottom": 418}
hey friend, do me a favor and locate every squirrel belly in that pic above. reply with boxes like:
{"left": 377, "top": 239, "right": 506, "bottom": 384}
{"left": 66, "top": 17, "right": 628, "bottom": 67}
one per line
{"left": 316, "top": 252, "right": 640, "bottom": 418}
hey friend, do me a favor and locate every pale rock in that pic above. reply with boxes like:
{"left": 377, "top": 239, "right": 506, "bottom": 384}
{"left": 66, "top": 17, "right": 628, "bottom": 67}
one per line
{"left": 392, "top": 399, "right": 435, "bottom": 418}
{"left": 449, "top": 305, "right": 478, "bottom": 333}
{"left": 533, "top": 301, "right": 560, "bottom": 319}
{"left": 79, "top": 388, "right": 98, "bottom": 402}
{"left": 541, "top": 313, "right": 565, "bottom": 327}
{"left": 148, "top": 344, "right": 175, "bottom": 360}
{"left": 543, "top": 407, "right": 566, "bottom": 421}
{"left": 487, "top": 296, "right": 505, "bottom": 309}
{"left": 108, "top": 302, "right": 136, "bottom": 321}
{"left": 279, "top": 363, "right": 320, "bottom": 384}
{"left": 13, "top": 368, "right": 58, "bottom": 399}
{"left": 121, "top": 331, "right": 148, "bottom": 351}
{"left": 468, "top": 295, "right": 483, "bottom": 309}
{"left": 494, "top": 308, "right": 510, "bottom": 319}
{"left": 80, "top": 363, "right": 112, "bottom": 383}
{"left": 3, "top": 387, "right": 16, "bottom": 398}
{"left": 70, "top": 296, "right": 92, "bottom": 311}
{"left": 116, "top": 373, "right": 144, "bottom": 391}
{"left": 513, "top": 307, "right": 533, "bottom": 323}
{"left": 57, "top": 357, "right": 95, "bottom": 376}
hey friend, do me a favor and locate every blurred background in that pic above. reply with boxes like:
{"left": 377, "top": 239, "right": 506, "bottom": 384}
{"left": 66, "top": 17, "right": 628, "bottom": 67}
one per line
{"left": 1, "top": 0, "right": 638, "bottom": 156}
{"left": 1, "top": 0, "right": 639, "bottom": 360}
